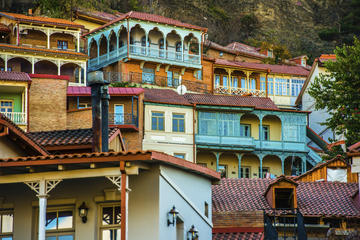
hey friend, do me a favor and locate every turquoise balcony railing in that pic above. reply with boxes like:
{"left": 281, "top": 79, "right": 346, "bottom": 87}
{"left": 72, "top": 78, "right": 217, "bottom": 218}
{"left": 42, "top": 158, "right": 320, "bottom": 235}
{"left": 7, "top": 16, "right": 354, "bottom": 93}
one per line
{"left": 196, "top": 135, "right": 255, "bottom": 151}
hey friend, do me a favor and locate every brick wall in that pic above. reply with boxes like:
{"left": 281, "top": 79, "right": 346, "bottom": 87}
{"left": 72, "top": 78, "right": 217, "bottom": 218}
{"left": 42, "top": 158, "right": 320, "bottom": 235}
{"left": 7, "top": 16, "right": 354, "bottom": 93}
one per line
{"left": 29, "top": 77, "right": 67, "bottom": 131}
{"left": 66, "top": 108, "right": 92, "bottom": 129}
{"left": 213, "top": 211, "right": 264, "bottom": 228}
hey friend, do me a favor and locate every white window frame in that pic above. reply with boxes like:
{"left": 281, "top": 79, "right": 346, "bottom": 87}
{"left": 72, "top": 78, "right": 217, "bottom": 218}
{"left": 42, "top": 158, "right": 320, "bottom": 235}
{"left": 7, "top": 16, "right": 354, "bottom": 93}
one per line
{"left": 98, "top": 203, "right": 121, "bottom": 240}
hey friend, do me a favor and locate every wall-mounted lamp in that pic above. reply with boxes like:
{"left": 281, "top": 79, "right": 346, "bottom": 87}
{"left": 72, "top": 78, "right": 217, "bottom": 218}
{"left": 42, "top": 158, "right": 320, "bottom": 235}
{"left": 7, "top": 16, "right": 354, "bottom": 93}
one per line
{"left": 78, "top": 202, "right": 89, "bottom": 223}
{"left": 167, "top": 205, "right": 179, "bottom": 226}
{"left": 187, "top": 225, "right": 198, "bottom": 240}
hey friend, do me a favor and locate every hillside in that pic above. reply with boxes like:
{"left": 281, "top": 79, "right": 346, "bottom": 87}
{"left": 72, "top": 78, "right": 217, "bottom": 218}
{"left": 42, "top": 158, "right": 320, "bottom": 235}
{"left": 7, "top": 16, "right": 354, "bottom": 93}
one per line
{"left": 3, "top": 0, "right": 354, "bottom": 61}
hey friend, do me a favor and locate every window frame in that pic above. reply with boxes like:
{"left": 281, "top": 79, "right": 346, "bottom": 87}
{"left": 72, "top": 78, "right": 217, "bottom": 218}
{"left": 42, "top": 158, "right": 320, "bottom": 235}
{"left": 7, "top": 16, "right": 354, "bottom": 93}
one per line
{"left": 218, "top": 164, "right": 227, "bottom": 178}
{"left": 98, "top": 203, "right": 121, "bottom": 240}
{"left": 173, "top": 153, "right": 185, "bottom": 159}
{"left": 151, "top": 111, "right": 165, "bottom": 131}
{"left": 57, "top": 40, "right": 68, "bottom": 50}
{"left": 261, "top": 125, "right": 270, "bottom": 141}
{"left": 240, "top": 124, "right": 251, "bottom": 137}
{"left": 0, "top": 210, "right": 14, "bottom": 240}
{"left": 0, "top": 100, "right": 14, "bottom": 113}
{"left": 41, "top": 206, "right": 75, "bottom": 240}
{"left": 240, "top": 166, "right": 251, "bottom": 178}
{"left": 172, "top": 113, "right": 185, "bottom": 132}
{"left": 259, "top": 167, "right": 270, "bottom": 178}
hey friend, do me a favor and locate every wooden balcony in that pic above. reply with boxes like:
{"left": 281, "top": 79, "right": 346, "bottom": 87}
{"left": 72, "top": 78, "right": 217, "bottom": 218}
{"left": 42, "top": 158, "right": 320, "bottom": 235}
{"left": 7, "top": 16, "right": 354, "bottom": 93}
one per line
{"left": 214, "top": 85, "right": 266, "bottom": 97}
{"left": 0, "top": 112, "right": 27, "bottom": 125}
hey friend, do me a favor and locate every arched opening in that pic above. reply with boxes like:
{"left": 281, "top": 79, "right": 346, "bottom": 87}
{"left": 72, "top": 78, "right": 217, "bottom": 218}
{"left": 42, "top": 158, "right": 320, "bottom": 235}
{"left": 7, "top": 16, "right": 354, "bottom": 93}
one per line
{"left": 218, "top": 152, "right": 239, "bottom": 179}
{"left": 34, "top": 60, "right": 57, "bottom": 75}
{"left": 129, "top": 25, "right": 145, "bottom": 54}
{"left": 262, "top": 115, "right": 282, "bottom": 141}
{"left": 118, "top": 27, "right": 127, "bottom": 49}
{"left": 109, "top": 31, "right": 117, "bottom": 52}
{"left": 196, "top": 151, "right": 216, "bottom": 172}
{"left": 20, "top": 29, "right": 47, "bottom": 48}
{"left": 60, "top": 63, "right": 83, "bottom": 84}
{"left": 89, "top": 39, "right": 98, "bottom": 59}
{"left": 184, "top": 33, "right": 199, "bottom": 55}
{"left": 240, "top": 113, "right": 260, "bottom": 139}
{"left": 99, "top": 35, "right": 107, "bottom": 56}
{"left": 166, "top": 30, "right": 181, "bottom": 60}
{"left": 284, "top": 156, "right": 303, "bottom": 176}
{"left": 7, "top": 57, "right": 31, "bottom": 73}
{"left": 0, "top": 57, "right": 5, "bottom": 70}
{"left": 241, "top": 153, "right": 260, "bottom": 178}
{"left": 50, "top": 32, "right": 75, "bottom": 51}
{"left": 262, "top": 155, "right": 282, "bottom": 178}
{"left": 148, "top": 27, "right": 163, "bottom": 57}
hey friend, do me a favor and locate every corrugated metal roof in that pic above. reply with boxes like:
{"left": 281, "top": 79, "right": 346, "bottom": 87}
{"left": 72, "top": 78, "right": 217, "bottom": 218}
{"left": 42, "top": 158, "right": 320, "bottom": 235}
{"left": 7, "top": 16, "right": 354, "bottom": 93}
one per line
{"left": 0, "top": 71, "right": 31, "bottom": 82}
{"left": 67, "top": 86, "right": 144, "bottom": 96}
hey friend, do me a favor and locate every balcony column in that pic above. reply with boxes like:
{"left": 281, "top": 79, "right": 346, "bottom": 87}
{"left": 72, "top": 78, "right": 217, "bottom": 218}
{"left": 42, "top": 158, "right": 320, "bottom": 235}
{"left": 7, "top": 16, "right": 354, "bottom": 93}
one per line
{"left": 164, "top": 36, "right": 167, "bottom": 59}
{"left": 31, "top": 57, "right": 35, "bottom": 74}
{"left": 226, "top": 69, "right": 233, "bottom": 93}
{"left": 57, "top": 60, "right": 61, "bottom": 75}
{"left": 116, "top": 33, "right": 119, "bottom": 57}
{"left": 83, "top": 63, "right": 87, "bottom": 86}
{"left": 107, "top": 37, "right": 110, "bottom": 61}
{"left": 280, "top": 155, "right": 285, "bottom": 175}
{"left": 77, "top": 32, "right": 80, "bottom": 52}
{"left": 245, "top": 71, "right": 252, "bottom": 90}
{"left": 97, "top": 40, "right": 100, "bottom": 65}
{"left": 301, "top": 156, "right": 307, "bottom": 174}
{"left": 198, "top": 41, "right": 201, "bottom": 63}
{"left": 4, "top": 54, "right": 7, "bottom": 71}
{"left": 258, "top": 154, "right": 264, "bottom": 178}
{"left": 212, "top": 152, "right": 222, "bottom": 172}
{"left": 236, "top": 153, "right": 243, "bottom": 178}
{"left": 24, "top": 86, "right": 28, "bottom": 124}
{"left": 46, "top": 29, "right": 50, "bottom": 49}
{"left": 145, "top": 32, "right": 149, "bottom": 56}
{"left": 181, "top": 39, "right": 184, "bottom": 62}
{"left": 259, "top": 113, "right": 263, "bottom": 149}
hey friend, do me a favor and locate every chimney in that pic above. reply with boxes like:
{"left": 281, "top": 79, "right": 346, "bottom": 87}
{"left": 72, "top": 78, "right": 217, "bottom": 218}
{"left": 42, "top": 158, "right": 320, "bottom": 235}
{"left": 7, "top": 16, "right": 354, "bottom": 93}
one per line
{"left": 88, "top": 71, "right": 110, "bottom": 152}
{"left": 28, "top": 9, "right": 33, "bottom": 16}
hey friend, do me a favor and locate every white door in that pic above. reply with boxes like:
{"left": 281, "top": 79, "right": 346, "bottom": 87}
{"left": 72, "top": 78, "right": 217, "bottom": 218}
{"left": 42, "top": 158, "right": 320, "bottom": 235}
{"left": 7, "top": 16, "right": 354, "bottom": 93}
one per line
{"left": 114, "top": 105, "right": 124, "bottom": 125}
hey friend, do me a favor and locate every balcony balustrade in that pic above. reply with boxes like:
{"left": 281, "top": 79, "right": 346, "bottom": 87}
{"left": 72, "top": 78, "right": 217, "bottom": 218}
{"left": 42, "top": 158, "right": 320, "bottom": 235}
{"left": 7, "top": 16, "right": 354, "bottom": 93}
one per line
{"left": 103, "top": 71, "right": 208, "bottom": 93}
{"left": 214, "top": 85, "right": 266, "bottom": 97}
{"left": 1, "top": 112, "right": 27, "bottom": 125}
{"left": 108, "top": 112, "right": 138, "bottom": 127}
{"left": 88, "top": 44, "right": 201, "bottom": 71}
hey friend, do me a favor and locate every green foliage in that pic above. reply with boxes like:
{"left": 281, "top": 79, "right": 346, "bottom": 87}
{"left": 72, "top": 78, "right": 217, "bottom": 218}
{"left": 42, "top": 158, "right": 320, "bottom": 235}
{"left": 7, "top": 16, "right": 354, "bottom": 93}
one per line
{"left": 308, "top": 37, "right": 360, "bottom": 147}
{"left": 318, "top": 27, "right": 339, "bottom": 41}
{"left": 128, "top": 0, "right": 142, "bottom": 11}
{"left": 208, "top": 5, "right": 229, "bottom": 21}
{"left": 239, "top": 14, "right": 260, "bottom": 39}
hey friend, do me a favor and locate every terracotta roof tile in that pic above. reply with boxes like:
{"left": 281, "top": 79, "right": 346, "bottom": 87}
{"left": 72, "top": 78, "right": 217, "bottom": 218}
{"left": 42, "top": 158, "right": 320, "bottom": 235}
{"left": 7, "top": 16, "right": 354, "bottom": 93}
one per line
{"left": 349, "top": 141, "right": 360, "bottom": 153}
{"left": 213, "top": 232, "right": 264, "bottom": 240}
{"left": 144, "top": 88, "right": 191, "bottom": 106}
{"left": 215, "top": 59, "right": 309, "bottom": 76}
{"left": 67, "top": 86, "right": 144, "bottom": 96}
{"left": 226, "top": 42, "right": 266, "bottom": 58}
{"left": 0, "top": 44, "right": 88, "bottom": 59}
{"left": 184, "top": 93, "right": 279, "bottom": 110}
{"left": 0, "top": 71, "right": 31, "bottom": 82}
{"left": 0, "top": 12, "right": 83, "bottom": 28}
{"left": 27, "top": 128, "right": 119, "bottom": 147}
{"left": 85, "top": 11, "right": 206, "bottom": 37}
{"left": 204, "top": 40, "right": 266, "bottom": 59}
{"left": 0, "top": 23, "right": 10, "bottom": 32}
{"left": 212, "top": 178, "right": 360, "bottom": 217}
{"left": 75, "top": 8, "right": 121, "bottom": 22}
{"left": 319, "top": 54, "right": 336, "bottom": 63}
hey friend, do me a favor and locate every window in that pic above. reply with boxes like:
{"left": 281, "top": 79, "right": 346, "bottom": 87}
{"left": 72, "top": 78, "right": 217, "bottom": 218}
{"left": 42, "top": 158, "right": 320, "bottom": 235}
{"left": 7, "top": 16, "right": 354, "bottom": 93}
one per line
{"left": 100, "top": 205, "right": 121, "bottom": 240}
{"left": 250, "top": 79, "right": 256, "bottom": 90}
{"left": 291, "top": 79, "right": 305, "bottom": 96}
{"left": 219, "top": 113, "right": 240, "bottom": 136}
{"left": 260, "top": 77, "right": 266, "bottom": 91}
{"left": 172, "top": 113, "right": 185, "bottom": 132}
{"left": 176, "top": 42, "right": 182, "bottom": 52}
{"left": 268, "top": 78, "right": 274, "bottom": 94}
{"left": 141, "top": 36, "right": 146, "bottom": 54}
{"left": 267, "top": 49, "right": 273, "bottom": 58}
{"left": 204, "top": 202, "right": 209, "bottom": 218}
{"left": 218, "top": 165, "right": 227, "bottom": 178}
{"left": 219, "top": 51, "right": 223, "bottom": 57}
{"left": 0, "top": 100, "right": 13, "bottom": 113}
{"left": 45, "top": 209, "right": 74, "bottom": 240}
{"left": 231, "top": 76, "right": 238, "bottom": 88}
{"left": 167, "top": 71, "right": 180, "bottom": 87}
{"left": 151, "top": 112, "right": 164, "bottom": 131}
{"left": 214, "top": 75, "right": 220, "bottom": 87}
{"left": 114, "top": 105, "right": 124, "bottom": 125}
{"left": 275, "top": 78, "right": 290, "bottom": 96}
{"left": 240, "top": 124, "right": 251, "bottom": 137}
{"left": 78, "top": 103, "right": 90, "bottom": 109}
{"left": 275, "top": 188, "right": 295, "bottom": 209}
{"left": 142, "top": 67, "right": 155, "bottom": 84}
{"left": 199, "top": 112, "right": 217, "bottom": 135}
{"left": 119, "top": 40, "right": 124, "bottom": 48}
{"left": 195, "top": 70, "right": 202, "bottom": 81}
{"left": 0, "top": 211, "right": 13, "bottom": 240}
{"left": 301, "top": 58, "right": 306, "bottom": 66}
{"left": 0, "top": 67, "right": 12, "bottom": 71}
{"left": 240, "top": 167, "right": 251, "bottom": 178}
{"left": 260, "top": 125, "right": 270, "bottom": 141}
{"left": 57, "top": 40, "right": 68, "bottom": 50}
{"left": 222, "top": 76, "right": 228, "bottom": 89}
{"left": 174, "top": 153, "right": 185, "bottom": 159}
{"left": 259, "top": 167, "right": 270, "bottom": 178}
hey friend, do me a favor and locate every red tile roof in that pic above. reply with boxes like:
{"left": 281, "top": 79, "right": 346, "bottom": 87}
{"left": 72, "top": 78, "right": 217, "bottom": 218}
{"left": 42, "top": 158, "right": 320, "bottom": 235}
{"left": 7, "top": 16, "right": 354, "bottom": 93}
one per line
{"left": 213, "top": 232, "right": 264, "bottom": 240}
{"left": 215, "top": 59, "right": 309, "bottom": 76}
{"left": 0, "top": 23, "right": 10, "bottom": 32}
{"left": 319, "top": 54, "right": 336, "bottom": 63}
{"left": 349, "top": 142, "right": 360, "bottom": 153}
{"left": 0, "top": 71, "right": 31, "bottom": 82}
{"left": 212, "top": 178, "right": 360, "bottom": 217}
{"left": 0, "top": 150, "right": 220, "bottom": 181}
{"left": 0, "top": 113, "right": 48, "bottom": 156}
{"left": 184, "top": 93, "right": 279, "bottom": 110}
{"left": 0, "top": 12, "right": 84, "bottom": 28}
{"left": 27, "top": 127, "right": 120, "bottom": 147}
{"left": 0, "top": 44, "right": 88, "bottom": 59}
{"left": 204, "top": 40, "right": 266, "bottom": 59}
{"left": 84, "top": 11, "right": 206, "bottom": 37}
{"left": 67, "top": 86, "right": 144, "bottom": 96}
{"left": 75, "top": 8, "right": 121, "bottom": 22}
{"left": 226, "top": 42, "right": 266, "bottom": 58}
{"left": 144, "top": 88, "right": 192, "bottom": 106}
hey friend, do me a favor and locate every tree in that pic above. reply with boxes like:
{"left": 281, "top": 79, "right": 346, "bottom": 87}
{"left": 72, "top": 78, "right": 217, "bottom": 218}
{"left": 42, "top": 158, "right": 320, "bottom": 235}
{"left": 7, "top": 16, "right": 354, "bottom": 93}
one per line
{"left": 308, "top": 37, "right": 360, "bottom": 148}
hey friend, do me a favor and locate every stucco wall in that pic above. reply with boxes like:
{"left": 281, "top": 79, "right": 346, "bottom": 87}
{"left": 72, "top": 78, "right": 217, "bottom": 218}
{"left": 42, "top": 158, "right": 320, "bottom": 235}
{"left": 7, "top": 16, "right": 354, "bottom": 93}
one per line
{"left": 142, "top": 103, "right": 194, "bottom": 162}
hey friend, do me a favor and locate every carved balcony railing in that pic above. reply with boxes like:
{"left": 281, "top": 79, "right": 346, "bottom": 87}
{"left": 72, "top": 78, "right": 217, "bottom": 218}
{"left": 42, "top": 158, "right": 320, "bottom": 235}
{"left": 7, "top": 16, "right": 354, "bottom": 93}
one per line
{"left": 214, "top": 85, "right": 266, "bottom": 97}
{"left": 108, "top": 113, "right": 138, "bottom": 127}
{"left": 104, "top": 71, "right": 208, "bottom": 93}
{"left": 0, "top": 112, "right": 27, "bottom": 125}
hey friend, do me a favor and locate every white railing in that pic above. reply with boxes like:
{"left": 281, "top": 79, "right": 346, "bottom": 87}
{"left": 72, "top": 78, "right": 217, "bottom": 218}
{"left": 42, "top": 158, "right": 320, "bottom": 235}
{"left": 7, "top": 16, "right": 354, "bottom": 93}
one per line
{"left": 214, "top": 86, "right": 266, "bottom": 97}
{"left": 1, "top": 112, "right": 27, "bottom": 125}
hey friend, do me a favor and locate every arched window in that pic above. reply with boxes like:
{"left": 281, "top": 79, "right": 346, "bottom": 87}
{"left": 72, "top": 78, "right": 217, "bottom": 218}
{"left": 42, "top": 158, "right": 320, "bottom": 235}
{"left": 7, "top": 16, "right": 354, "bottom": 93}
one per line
{"left": 141, "top": 36, "right": 146, "bottom": 47}
{"left": 159, "top": 38, "right": 164, "bottom": 49}
{"left": 176, "top": 42, "right": 182, "bottom": 52}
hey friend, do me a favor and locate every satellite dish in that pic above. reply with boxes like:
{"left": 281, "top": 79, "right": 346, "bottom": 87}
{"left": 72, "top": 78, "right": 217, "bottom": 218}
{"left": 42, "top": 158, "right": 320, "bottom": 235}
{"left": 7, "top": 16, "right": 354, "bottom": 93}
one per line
{"left": 177, "top": 85, "right": 187, "bottom": 95}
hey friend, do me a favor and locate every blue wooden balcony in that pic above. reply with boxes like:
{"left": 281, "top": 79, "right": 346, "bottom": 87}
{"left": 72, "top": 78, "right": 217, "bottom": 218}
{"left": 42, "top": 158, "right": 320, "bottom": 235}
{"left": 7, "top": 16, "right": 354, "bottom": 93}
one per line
{"left": 196, "top": 135, "right": 255, "bottom": 151}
